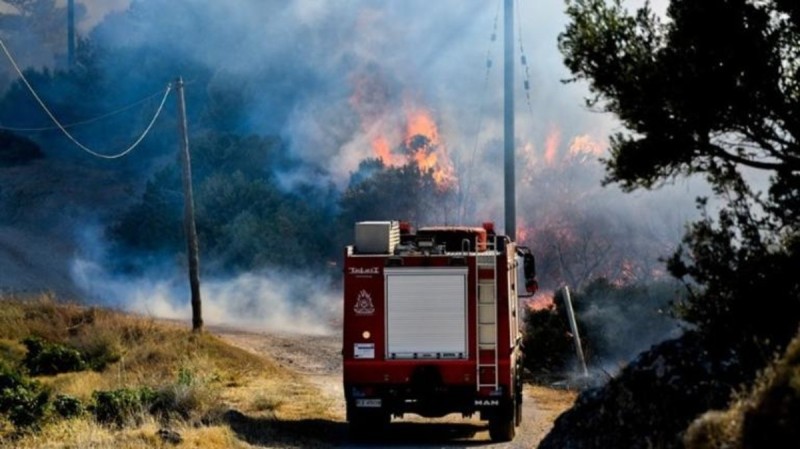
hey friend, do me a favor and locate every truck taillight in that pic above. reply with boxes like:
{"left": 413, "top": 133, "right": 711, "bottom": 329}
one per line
{"left": 362, "top": 331, "right": 371, "bottom": 339}
{"left": 352, "top": 386, "right": 376, "bottom": 397}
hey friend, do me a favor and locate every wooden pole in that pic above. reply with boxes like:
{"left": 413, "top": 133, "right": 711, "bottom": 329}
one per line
{"left": 176, "top": 77, "right": 203, "bottom": 332}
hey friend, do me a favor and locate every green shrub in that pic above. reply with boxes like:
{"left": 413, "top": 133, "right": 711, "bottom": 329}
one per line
{"left": 76, "top": 337, "right": 121, "bottom": 372}
{"left": 23, "top": 336, "right": 86, "bottom": 375}
{"left": 53, "top": 394, "right": 84, "bottom": 419}
{"left": 91, "top": 387, "right": 154, "bottom": 428}
{"left": 0, "top": 363, "right": 50, "bottom": 429}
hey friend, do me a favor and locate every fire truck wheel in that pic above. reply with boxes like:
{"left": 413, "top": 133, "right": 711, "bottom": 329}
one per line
{"left": 488, "top": 407, "right": 516, "bottom": 442}
{"left": 348, "top": 411, "right": 389, "bottom": 440}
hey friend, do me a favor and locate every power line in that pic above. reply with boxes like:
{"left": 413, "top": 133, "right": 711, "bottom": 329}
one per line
{"left": 0, "top": 38, "right": 172, "bottom": 159}
{"left": 461, "top": 0, "right": 502, "bottom": 223}
{"left": 0, "top": 88, "right": 169, "bottom": 132}
{"left": 516, "top": 0, "right": 534, "bottom": 116}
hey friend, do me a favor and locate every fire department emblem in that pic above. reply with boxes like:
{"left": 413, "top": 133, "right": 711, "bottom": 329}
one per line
{"left": 354, "top": 290, "right": 375, "bottom": 316}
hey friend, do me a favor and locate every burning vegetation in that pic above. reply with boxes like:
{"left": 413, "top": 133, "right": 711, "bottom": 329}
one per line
{"left": 1, "top": 0, "right": 799, "bottom": 448}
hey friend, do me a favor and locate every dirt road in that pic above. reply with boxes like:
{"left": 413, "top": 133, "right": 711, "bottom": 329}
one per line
{"left": 214, "top": 326, "right": 577, "bottom": 448}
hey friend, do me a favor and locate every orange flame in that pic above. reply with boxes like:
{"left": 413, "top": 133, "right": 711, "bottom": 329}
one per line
{"left": 568, "top": 134, "right": 605, "bottom": 160}
{"left": 349, "top": 70, "right": 456, "bottom": 190}
{"left": 517, "top": 216, "right": 532, "bottom": 244}
{"left": 371, "top": 136, "right": 394, "bottom": 164}
{"left": 402, "top": 108, "right": 456, "bottom": 188}
{"left": 544, "top": 126, "right": 561, "bottom": 165}
{"left": 405, "top": 109, "right": 439, "bottom": 147}
{"left": 526, "top": 290, "right": 555, "bottom": 311}
{"left": 367, "top": 106, "right": 456, "bottom": 189}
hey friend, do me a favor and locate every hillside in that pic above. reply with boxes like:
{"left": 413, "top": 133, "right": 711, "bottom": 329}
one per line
{"left": 0, "top": 295, "right": 337, "bottom": 448}
{"left": 0, "top": 158, "right": 137, "bottom": 299}
{"left": 0, "top": 294, "right": 579, "bottom": 448}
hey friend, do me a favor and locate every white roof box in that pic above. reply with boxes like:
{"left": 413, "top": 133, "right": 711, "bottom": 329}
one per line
{"left": 355, "top": 221, "right": 400, "bottom": 254}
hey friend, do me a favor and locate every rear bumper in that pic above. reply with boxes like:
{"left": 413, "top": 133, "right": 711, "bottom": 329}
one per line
{"left": 344, "top": 360, "right": 512, "bottom": 419}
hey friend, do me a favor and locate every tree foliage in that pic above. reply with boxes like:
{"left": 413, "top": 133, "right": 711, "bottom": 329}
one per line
{"left": 560, "top": 0, "right": 800, "bottom": 192}
{"left": 338, "top": 155, "right": 456, "bottom": 246}
{"left": 109, "top": 132, "right": 340, "bottom": 274}
{"left": 560, "top": 0, "right": 800, "bottom": 352}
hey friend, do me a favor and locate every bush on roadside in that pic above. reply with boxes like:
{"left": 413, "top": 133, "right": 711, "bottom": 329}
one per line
{"left": 0, "top": 362, "right": 50, "bottom": 429}
{"left": 150, "top": 366, "right": 222, "bottom": 423}
{"left": 53, "top": 394, "right": 84, "bottom": 419}
{"left": 22, "top": 336, "right": 86, "bottom": 376}
{"left": 91, "top": 387, "right": 155, "bottom": 428}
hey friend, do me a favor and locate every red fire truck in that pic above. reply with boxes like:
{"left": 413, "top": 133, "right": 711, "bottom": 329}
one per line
{"left": 342, "top": 220, "right": 537, "bottom": 441}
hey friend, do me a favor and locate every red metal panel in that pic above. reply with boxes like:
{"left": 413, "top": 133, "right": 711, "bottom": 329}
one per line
{"left": 343, "top": 253, "right": 386, "bottom": 361}
{"left": 343, "top": 242, "right": 517, "bottom": 399}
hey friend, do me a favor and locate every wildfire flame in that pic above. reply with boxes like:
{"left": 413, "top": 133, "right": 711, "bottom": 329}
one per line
{"left": 544, "top": 126, "right": 561, "bottom": 166}
{"left": 517, "top": 216, "right": 532, "bottom": 244}
{"left": 568, "top": 134, "right": 606, "bottom": 160}
{"left": 349, "top": 69, "right": 456, "bottom": 190}
{"left": 370, "top": 105, "right": 456, "bottom": 189}
{"left": 523, "top": 125, "right": 607, "bottom": 170}
{"left": 371, "top": 135, "right": 393, "bottom": 164}
{"left": 526, "top": 290, "right": 555, "bottom": 311}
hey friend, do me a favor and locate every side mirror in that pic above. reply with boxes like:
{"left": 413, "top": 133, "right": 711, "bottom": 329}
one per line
{"left": 516, "top": 246, "right": 537, "bottom": 297}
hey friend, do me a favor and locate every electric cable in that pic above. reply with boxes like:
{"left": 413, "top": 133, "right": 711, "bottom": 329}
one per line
{"left": 461, "top": 0, "right": 502, "bottom": 222}
{"left": 516, "top": 0, "right": 535, "bottom": 117}
{"left": 0, "top": 87, "right": 169, "bottom": 132}
{"left": 0, "top": 38, "right": 171, "bottom": 159}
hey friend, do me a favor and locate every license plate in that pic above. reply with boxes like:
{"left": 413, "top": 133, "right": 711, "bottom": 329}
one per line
{"left": 356, "top": 398, "right": 382, "bottom": 408}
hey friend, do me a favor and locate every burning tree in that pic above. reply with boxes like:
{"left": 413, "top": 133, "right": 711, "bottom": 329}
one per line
{"left": 338, "top": 153, "right": 457, "bottom": 242}
{"left": 516, "top": 137, "right": 679, "bottom": 292}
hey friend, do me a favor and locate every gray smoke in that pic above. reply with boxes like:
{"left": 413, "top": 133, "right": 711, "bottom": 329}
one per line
{"left": 3, "top": 0, "right": 709, "bottom": 344}
{"left": 70, "top": 226, "right": 339, "bottom": 335}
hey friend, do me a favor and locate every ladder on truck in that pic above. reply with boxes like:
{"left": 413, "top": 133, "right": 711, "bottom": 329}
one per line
{"left": 476, "top": 237, "right": 499, "bottom": 391}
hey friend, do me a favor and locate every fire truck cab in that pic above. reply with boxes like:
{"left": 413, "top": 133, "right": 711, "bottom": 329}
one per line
{"left": 342, "top": 220, "right": 537, "bottom": 441}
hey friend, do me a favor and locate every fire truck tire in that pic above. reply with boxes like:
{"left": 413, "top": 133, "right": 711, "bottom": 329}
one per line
{"left": 514, "top": 375, "right": 523, "bottom": 426}
{"left": 488, "top": 403, "right": 516, "bottom": 442}
{"left": 348, "top": 410, "right": 389, "bottom": 440}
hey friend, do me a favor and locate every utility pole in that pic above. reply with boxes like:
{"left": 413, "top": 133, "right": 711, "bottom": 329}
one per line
{"left": 67, "top": 0, "right": 75, "bottom": 68}
{"left": 176, "top": 77, "right": 203, "bottom": 332}
{"left": 504, "top": 0, "right": 516, "bottom": 241}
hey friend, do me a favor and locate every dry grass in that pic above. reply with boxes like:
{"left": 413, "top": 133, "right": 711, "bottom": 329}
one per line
{"left": 0, "top": 293, "right": 328, "bottom": 448}
{"left": 528, "top": 384, "right": 579, "bottom": 412}
{"left": 683, "top": 408, "right": 742, "bottom": 449}
{"left": 226, "top": 375, "right": 339, "bottom": 422}
{"left": 684, "top": 329, "right": 800, "bottom": 449}
{"left": 4, "top": 417, "right": 255, "bottom": 449}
